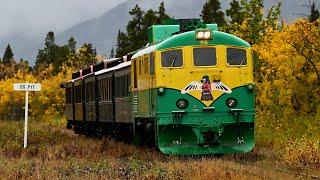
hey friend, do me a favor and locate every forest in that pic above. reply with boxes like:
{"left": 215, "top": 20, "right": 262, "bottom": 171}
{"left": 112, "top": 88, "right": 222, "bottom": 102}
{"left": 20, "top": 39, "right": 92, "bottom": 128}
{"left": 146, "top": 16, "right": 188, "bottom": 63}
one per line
{"left": 0, "top": 0, "right": 319, "bottom": 177}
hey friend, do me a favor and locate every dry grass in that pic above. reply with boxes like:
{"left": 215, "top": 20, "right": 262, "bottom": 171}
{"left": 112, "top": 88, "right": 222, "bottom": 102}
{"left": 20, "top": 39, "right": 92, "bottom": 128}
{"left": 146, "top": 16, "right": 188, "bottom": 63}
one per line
{"left": 0, "top": 120, "right": 319, "bottom": 179}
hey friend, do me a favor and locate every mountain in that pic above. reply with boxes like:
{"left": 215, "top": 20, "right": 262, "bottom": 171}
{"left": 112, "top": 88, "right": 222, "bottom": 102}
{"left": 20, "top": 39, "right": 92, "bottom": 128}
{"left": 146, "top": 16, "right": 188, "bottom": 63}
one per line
{"left": 0, "top": 0, "right": 316, "bottom": 65}
{"left": 55, "top": 0, "right": 208, "bottom": 58}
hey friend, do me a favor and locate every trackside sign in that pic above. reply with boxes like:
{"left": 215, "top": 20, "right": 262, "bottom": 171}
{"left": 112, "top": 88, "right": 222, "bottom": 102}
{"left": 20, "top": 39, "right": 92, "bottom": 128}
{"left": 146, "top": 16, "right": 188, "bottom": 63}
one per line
{"left": 14, "top": 83, "right": 41, "bottom": 91}
{"left": 13, "top": 83, "right": 41, "bottom": 148}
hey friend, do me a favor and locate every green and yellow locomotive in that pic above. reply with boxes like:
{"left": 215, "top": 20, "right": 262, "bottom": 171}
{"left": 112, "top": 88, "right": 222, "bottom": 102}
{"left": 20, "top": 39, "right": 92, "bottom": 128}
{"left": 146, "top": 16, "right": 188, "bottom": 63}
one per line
{"left": 63, "top": 19, "right": 255, "bottom": 155}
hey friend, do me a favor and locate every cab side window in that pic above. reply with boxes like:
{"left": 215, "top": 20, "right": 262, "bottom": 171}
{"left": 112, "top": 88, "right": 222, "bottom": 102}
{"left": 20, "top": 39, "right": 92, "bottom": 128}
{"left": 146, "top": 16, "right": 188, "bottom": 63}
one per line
{"left": 161, "top": 49, "right": 183, "bottom": 67}
{"left": 227, "top": 48, "right": 247, "bottom": 66}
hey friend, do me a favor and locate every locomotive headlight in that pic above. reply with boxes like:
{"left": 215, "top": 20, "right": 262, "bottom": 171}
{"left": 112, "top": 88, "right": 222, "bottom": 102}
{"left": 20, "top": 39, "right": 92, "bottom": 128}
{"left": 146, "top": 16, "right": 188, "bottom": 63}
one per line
{"left": 204, "top": 31, "right": 211, "bottom": 39}
{"left": 196, "top": 31, "right": 204, "bottom": 39}
{"left": 196, "top": 30, "right": 212, "bottom": 40}
{"left": 226, "top": 98, "right": 238, "bottom": 108}
{"left": 176, "top": 99, "right": 188, "bottom": 109}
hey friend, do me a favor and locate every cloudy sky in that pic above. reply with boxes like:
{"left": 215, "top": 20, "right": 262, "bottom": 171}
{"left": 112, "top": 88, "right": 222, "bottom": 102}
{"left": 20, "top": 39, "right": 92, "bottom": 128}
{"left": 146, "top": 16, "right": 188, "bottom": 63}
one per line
{"left": 0, "top": 0, "right": 126, "bottom": 38}
{"left": 0, "top": 0, "right": 315, "bottom": 39}
{"left": 0, "top": 0, "right": 317, "bottom": 63}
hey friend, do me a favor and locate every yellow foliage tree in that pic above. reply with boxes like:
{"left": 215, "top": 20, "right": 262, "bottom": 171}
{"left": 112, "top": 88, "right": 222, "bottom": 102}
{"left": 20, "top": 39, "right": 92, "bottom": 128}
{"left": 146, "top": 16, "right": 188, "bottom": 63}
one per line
{"left": 0, "top": 64, "right": 74, "bottom": 122}
{"left": 0, "top": 70, "right": 37, "bottom": 120}
{"left": 254, "top": 19, "right": 320, "bottom": 115}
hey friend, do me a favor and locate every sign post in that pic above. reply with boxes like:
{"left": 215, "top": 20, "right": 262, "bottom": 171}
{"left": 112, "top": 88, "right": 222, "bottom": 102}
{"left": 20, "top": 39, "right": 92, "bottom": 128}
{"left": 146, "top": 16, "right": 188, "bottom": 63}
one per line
{"left": 13, "top": 83, "right": 41, "bottom": 148}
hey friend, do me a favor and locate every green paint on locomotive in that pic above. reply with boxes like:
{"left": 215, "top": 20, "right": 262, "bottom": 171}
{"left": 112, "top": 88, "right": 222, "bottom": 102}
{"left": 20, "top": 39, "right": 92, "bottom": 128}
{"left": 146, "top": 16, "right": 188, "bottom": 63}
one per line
{"left": 155, "top": 86, "right": 255, "bottom": 155}
{"left": 156, "top": 30, "right": 250, "bottom": 51}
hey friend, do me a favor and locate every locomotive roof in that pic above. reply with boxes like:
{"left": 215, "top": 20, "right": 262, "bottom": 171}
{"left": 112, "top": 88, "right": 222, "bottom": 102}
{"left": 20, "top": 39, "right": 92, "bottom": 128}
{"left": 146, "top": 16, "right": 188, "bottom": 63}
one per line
{"left": 95, "top": 61, "right": 131, "bottom": 76}
{"left": 131, "top": 30, "right": 250, "bottom": 59}
{"left": 157, "top": 30, "right": 250, "bottom": 50}
{"left": 131, "top": 44, "right": 156, "bottom": 59}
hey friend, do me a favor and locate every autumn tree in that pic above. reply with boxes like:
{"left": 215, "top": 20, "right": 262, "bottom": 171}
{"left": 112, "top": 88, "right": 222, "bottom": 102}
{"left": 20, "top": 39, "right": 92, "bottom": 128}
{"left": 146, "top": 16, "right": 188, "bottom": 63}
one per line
{"left": 71, "top": 43, "right": 97, "bottom": 68}
{"left": 2, "top": 44, "right": 14, "bottom": 64}
{"left": 225, "top": 0, "right": 281, "bottom": 45}
{"left": 255, "top": 19, "right": 320, "bottom": 114}
{"left": 200, "top": 0, "right": 226, "bottom": 28}
{"left": 286, "top": 20, "right": 320, "bottom": 83}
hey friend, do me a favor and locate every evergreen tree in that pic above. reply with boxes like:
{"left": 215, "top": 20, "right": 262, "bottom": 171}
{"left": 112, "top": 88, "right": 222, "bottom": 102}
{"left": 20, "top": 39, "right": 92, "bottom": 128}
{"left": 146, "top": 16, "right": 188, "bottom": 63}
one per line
{"left": 226, "top": 0, "right": 245, "bottom": 24}
{"left": 2, "top": 44, "right": 14, "bottom": 64}
{"left": 309, "top": 1, "right": 320, "bottom": 22}
{"left": 45, "top": 31, "right": 55, "bottom": 48}
{"left": 141, "top": 9, "right": 158, "bottom": 42}
{"left": 36, "top": 31, "right": 72, "bottom": 74}
{"left": 127, "top": 4, "right": 145, "bottom": 48}
{"left": 116, "top": 30, "right": 130, "bottom": 57}
{"left": 115, "top": 3, "right": 170, "bottom": 57}
{"left": 37, "top": 31, "right": 57, "bottom": 66}
{"left": 143, "top": 9, "right": 158, "bottom": 28}
{"left": 110, "top": 47, "right": 115, "bottom": 58}
{"left": 68, "top": 37, "right": 76, "bottom": 54}
{"left": 157, "top": 2, "right": 171, "bottom": 24}
{"left": 200, "top": 0, "right": 227, "bottom": 28}
{"left": 127, "top": 5, "right": 144, "bottom": 34}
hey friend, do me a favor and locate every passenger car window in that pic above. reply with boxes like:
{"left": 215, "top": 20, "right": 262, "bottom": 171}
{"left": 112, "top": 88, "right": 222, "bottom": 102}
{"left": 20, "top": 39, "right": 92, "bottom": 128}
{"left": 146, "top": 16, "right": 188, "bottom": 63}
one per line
{"left": 193, "top": 48, "right": 217, "bottom": 66}
{"left": 161, "top": 49, "right": 183, "bottom": 67}
{"left": 66, "top": 88, "right": 72, "bottom": 104}
{"left": 227, "top": 48, "right": 247, "bottom": 66}
{"left": 74, "top": 85, "right": 82, "bottom": 103}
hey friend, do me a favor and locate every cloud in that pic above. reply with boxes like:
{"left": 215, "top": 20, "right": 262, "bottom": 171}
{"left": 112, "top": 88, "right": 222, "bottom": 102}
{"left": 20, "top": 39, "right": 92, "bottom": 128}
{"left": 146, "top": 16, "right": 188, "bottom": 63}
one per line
{"left": 0, "top": 0, "right": 126, "bottom": 38}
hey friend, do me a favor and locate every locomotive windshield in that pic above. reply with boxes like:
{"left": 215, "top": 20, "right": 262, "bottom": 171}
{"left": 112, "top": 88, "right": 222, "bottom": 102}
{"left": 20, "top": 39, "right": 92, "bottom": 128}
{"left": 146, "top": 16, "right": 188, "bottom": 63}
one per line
{"left": 193, "top": 47, "right": 217, "bottom": 66}
{"left": 227, "top": 48, "right": 247, "bottom": 66}
{"left": 161, "top": 49, "right": 183, "bottom": 67}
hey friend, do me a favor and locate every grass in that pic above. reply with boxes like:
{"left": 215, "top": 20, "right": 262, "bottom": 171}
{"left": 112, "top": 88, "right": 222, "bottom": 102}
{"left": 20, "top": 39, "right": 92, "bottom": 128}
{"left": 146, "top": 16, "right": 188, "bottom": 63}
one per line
{"left": 0, "top": 120, "right": 319, "bottom": 179}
